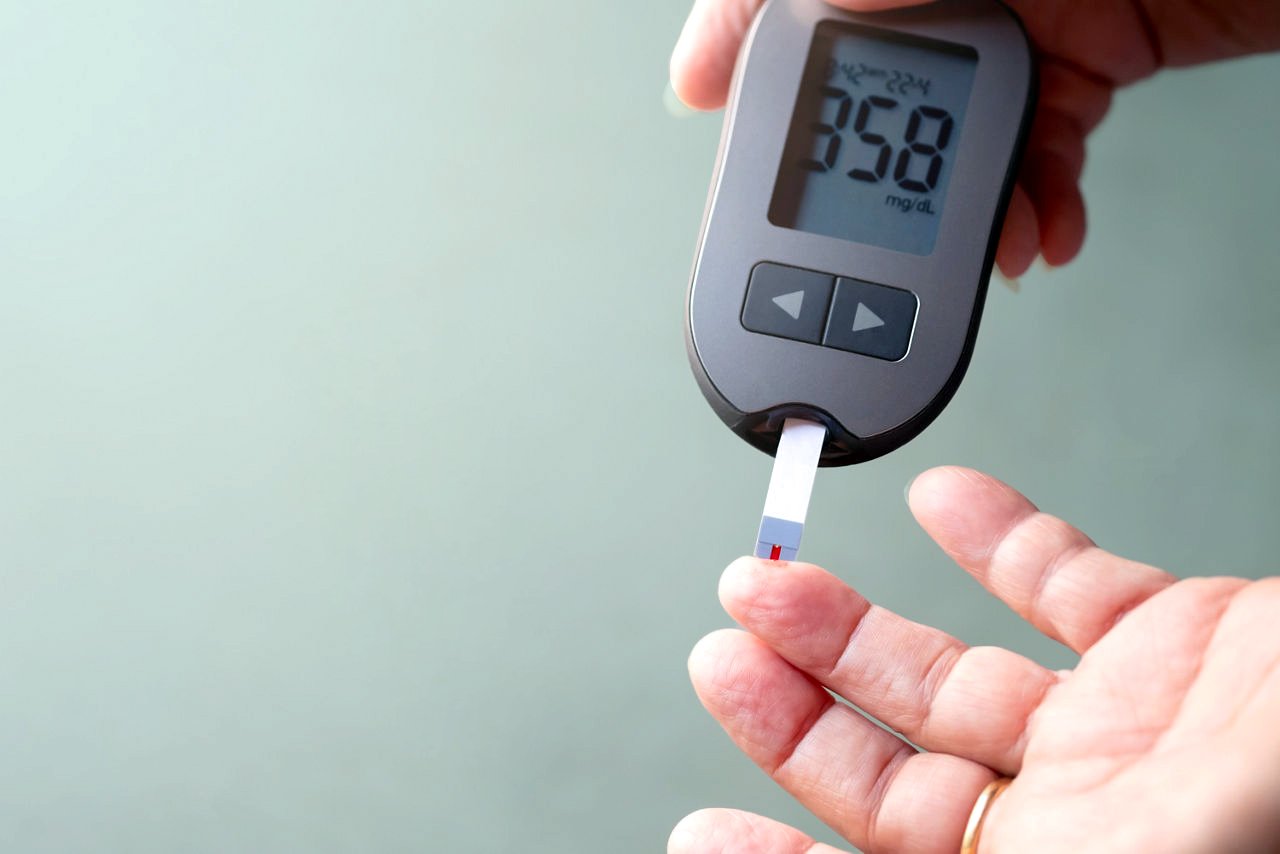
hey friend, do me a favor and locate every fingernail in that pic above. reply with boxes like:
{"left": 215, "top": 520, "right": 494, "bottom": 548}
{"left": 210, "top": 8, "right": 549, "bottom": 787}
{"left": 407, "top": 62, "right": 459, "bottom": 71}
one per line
{"left": 994, "top": 269, "right": 1021, "bottom": 293}
{"left": 904, "top": 473, "right": 920, "bottom": 506}
{"left": 663, "top": 82, "right": 695, "bottom": 118}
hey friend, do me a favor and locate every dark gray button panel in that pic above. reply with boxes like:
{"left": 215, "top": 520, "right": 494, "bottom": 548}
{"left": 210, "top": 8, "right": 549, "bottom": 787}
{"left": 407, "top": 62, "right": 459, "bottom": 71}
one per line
{"left": 740, "top": 263, "right": 834, "bottom": 345}
{"left": 823, "top": 277, "right": 918, "bottom": 361}
{"left": 741, "top": 263, "right": 918, "bottom": 361}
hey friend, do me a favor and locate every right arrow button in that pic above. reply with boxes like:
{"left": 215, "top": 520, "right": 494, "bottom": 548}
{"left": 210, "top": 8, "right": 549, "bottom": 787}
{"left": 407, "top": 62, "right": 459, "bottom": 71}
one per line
{"left": 851, "top": 303, "right": 885, "bottom": 333}
{"left": 823, "top": 278, "right": 918, "bottom": 362}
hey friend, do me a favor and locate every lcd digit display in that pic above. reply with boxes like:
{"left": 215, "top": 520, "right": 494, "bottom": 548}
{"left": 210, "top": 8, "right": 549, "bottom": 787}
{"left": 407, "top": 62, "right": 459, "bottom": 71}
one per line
{"left": 768, "top": 23, "right": 978, "bottom": 255}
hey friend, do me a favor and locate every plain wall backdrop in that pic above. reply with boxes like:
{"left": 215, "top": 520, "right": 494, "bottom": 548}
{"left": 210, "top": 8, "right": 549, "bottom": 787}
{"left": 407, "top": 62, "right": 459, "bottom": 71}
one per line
{"left": 1, "top": 2, "right": 1278, "bottom": 851}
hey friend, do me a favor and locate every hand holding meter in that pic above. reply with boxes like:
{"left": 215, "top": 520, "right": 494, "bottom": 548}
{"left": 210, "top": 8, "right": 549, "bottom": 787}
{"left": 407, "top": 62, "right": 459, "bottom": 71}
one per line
{"left": 683, "top": 0, "right": 1034, "bottom": 556}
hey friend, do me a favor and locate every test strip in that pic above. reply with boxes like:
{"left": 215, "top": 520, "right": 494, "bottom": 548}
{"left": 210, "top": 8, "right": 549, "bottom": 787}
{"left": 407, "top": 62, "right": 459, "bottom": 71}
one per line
{"left": 755, "top": 418, "right": 827, "bottom": 561}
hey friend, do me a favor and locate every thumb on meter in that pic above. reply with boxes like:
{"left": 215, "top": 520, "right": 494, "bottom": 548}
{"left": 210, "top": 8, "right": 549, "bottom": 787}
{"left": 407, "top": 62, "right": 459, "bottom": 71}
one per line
{"left": 672, "top": 0, "right": 937, "bottom": 110}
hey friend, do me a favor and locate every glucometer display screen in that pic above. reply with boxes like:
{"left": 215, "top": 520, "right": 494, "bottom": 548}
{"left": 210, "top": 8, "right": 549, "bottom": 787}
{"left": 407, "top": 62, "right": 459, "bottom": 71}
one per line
{"left": 769, "top": 23, "right": 978, "bottom": 255}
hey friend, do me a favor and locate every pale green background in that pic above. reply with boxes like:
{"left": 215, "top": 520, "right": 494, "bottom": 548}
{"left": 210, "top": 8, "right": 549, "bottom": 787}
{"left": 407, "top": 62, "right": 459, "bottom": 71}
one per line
{"left": 1, "top": 2, "right": 1278, "bottom": 852}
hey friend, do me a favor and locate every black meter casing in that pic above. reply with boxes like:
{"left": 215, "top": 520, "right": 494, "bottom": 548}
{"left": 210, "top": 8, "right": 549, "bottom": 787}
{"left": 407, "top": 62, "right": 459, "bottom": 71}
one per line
{"left": 685, "top": 0, "right": 1035, "bottom": 466}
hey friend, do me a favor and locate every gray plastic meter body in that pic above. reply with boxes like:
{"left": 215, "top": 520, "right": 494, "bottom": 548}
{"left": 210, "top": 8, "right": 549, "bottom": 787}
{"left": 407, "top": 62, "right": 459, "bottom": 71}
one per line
{"left": 685, "top": 0, "right": 1035, "bottom": 466}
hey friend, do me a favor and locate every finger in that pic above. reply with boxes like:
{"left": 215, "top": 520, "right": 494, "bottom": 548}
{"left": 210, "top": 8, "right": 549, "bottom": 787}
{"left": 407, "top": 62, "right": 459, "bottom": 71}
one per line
{"left": 1038, "top": 59, "right": 1113, "bottom": 137}
{"left": 1006, "top": 60, "right": 1110, "bottom": 271}
{"left": 689, "top": 629, "right": 997, "bottom": 853}
{"left": 720, "top": 558, "right": 1057, "bottom": 773}
{"left": 1020, "top": 107, "right": 1087, "bottom": 266}
{"left": 827, "top": 0, "right": 936, "bottom": 10}
{"left": 670, "top": 0, "right": 764, "bottom": 110}
{"left": 669, "top": 808, "right": 850, "bottom": 854}
{"left": 908, "top": 466, "right": 1176, "bottom": 652}
{"left": 1024, "top": 149, "right": 1085, "bottom": 267}
{"left": 1023, "top": 148, "right": 1085, "bottom": 266}
{"left": 1004, "top": 0, "right": 1159, "bottom": 86}
{"left": 1027, "top": 107, "right": 1086, "bottom": 183}
{"left": 995, "top": 184, "right": 1039, "bottom": 279}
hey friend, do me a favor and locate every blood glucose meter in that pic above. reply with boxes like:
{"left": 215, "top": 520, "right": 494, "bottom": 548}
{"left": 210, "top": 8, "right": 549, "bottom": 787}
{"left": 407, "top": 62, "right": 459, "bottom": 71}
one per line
{"left": 685, "top": 0, "right": 1035, "bottom": 466}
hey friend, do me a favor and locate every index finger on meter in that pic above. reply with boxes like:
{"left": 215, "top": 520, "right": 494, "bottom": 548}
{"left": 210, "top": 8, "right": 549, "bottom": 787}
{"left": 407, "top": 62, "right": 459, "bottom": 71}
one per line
{"left": 671, "top": 0, "right": 938, "bottom": 110}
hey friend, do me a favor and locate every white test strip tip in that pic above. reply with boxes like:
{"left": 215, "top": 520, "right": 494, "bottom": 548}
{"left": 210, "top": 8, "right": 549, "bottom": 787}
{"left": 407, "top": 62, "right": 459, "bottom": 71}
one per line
{"left": 755, "top": 418, "right": 826, "bottom": 561}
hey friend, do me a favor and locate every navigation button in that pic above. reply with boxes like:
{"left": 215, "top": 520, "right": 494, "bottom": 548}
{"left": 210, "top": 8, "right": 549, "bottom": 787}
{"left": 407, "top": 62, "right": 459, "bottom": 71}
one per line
{"left": 823, "top": 278, "right": 918, "bottom": 361}
{"left": 772, "top": 290, "right": 805, "bottom": 320}
{"left": 741, "top": 263, "right": 834, "bottom": 345}
{"left": 851, "top": 303, "right": 885, "bottom": 332}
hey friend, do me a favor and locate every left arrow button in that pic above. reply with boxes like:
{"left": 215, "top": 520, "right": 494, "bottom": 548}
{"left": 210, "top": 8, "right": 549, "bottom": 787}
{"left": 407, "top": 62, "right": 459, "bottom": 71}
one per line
{"left": 741, "top": 263, "right": 835, "bottom": 345}
{"left": 772, "top": 290, "right": 804, "bottom": 320}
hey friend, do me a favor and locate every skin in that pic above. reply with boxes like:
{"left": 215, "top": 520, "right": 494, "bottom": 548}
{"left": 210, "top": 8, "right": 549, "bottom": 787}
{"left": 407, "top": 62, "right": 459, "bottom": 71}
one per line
{"left": 670, "top": 467, "right": 1280, "bottom": 853}
{"left": 669, "top": 0, "right": 1280, "bottom": 277}
{"left": 669, "top": 3, "right": 1280, "bottom": 850}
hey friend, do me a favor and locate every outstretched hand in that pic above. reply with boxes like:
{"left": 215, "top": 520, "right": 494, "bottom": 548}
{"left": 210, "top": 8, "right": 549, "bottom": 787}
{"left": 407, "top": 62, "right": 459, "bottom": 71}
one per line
{"left": 671, "top": 467, "right": 1280, "bottom": 853}
{"left": 670, "top": 0, "right": 1280, "bottom": 278}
